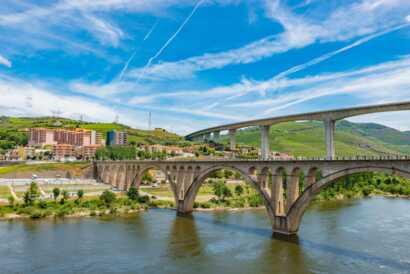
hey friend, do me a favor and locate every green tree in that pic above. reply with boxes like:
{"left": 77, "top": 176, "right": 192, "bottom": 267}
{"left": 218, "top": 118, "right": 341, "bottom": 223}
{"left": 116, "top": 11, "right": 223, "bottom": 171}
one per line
{"left": 52, "top": 187, "right": 60, "bottom": 201}
{"left": 77, "top": 189, "right": 84, "bottom": 200}
{"left": 127, "top": 186, "right": 139, "bottom": 201}
{"left": 234, "top": 185, "right": 244, "bottom": 196}
{"left": 8, "top": 195, "right": 15, "bottom": 206}
{"left": 100, "top": 190, "right": 116, "bottom": 206}
{"left": 24, "top": 182, "right": 40, "bottom": 206}
{"left": 60, "top": 190, "right": 69, "bottom": 204}
{"left": 212, "top": 181, "right": 232, "bottom": 201}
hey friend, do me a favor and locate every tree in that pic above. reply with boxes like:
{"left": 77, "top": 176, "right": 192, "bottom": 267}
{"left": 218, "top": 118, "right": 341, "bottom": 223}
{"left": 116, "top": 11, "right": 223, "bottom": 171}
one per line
{"left": 52, "top": 187, "right": 60, "bottom": 201}
{"left": 100, "top": 190, "right": 116, "bottom": 206}
{"left": 29, "top": 182, "right": 40, "bottom": 200}
{"left": 60, "top": 190, "right": 69, "bottom": 204}
{"left": 127, "top": 186, "right": 139, "bottom": 201}
{"left": 8, "top": 195, "right": 15, "bottom": 206}
{"left": 212, "top": 181, "right": 232, "bottom": 201}
{"left": 234, "top": 185, "right": 244, "bottom": 196}
{"left": 77, "top": 189, "right": 84, "bottom": 200}
{"left": 24, "top": 182, "right": 40, "bottom": 206}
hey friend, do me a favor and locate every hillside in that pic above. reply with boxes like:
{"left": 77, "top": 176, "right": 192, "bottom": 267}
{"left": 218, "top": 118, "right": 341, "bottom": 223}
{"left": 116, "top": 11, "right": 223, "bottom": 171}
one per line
{"left": 221, "top": 120, "right": 410, "bottom": 157}
{"left": 0, "top": 116, "right": 182, "bottom": 146}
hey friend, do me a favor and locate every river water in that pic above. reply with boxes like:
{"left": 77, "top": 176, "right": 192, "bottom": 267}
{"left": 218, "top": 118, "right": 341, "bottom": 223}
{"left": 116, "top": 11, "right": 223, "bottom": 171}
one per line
{"left": 0, "top": 197, "right": 409, "bottom": 274}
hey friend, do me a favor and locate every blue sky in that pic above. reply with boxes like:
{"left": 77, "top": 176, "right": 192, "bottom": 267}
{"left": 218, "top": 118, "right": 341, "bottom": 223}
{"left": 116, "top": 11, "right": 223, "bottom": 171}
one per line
{"left": 1, "top": 0, "right": 410, "bottom": 134}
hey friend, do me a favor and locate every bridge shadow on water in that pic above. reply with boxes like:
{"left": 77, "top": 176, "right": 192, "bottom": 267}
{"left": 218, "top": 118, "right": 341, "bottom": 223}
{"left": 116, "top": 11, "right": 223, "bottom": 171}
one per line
{"left": 178, "top": 212, "right": 410, "bottom": 271}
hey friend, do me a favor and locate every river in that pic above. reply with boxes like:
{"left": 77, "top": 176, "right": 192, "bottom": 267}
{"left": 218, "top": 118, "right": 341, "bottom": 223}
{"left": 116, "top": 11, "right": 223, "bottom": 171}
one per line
{"left": 0, "top": 197, "right": 409, "bottom": 274}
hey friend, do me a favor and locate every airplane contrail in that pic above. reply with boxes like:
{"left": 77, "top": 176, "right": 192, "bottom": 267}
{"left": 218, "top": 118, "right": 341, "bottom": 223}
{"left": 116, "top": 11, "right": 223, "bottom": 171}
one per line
{"left": 118, "top": 20, "right": 159, "bottom": 80}
{"left": 144, "top": 20, "right": 159, "bottom": 41}
{"left": 137, "top": 0, "right": 205, "bottom": 81}
{"left": 223, "top": 22, "right": 410, "bottom": 102}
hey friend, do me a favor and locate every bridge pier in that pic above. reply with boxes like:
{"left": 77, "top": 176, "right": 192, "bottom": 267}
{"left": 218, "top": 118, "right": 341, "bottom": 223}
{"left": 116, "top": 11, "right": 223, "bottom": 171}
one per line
{"left": 260, "top": 125, "right": 270, "bottom": 160}
{"left": 324, "top": 119, "right": 335, "bottom": 160}
{"left": 212, "top": 131, "right": 220, "bottom": 142}
{"left": 229, "top": 129, "right": 236, "bottom": 151}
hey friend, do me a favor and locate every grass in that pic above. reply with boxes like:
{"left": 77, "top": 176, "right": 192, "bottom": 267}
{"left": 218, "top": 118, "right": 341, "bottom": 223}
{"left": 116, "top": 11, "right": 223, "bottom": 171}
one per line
{"left": 0, "top": 186, "right": 10, "bottom": 199}
{"left": 0, "top": 116, "right": 183, "bottom": 145}
{"left": 0, "top": 162, "right": 90, "bottom": 176}
{"left": 222, "top": 120, "right": 410, "bottom": 157}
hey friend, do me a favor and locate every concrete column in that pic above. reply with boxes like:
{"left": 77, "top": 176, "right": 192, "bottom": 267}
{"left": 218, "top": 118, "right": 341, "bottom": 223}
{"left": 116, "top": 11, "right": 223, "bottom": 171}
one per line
{"left": 272, "top": 173, "right": 285, "bottom": 216}
{"left": 212, "top": 131, "right": 220, "bottom": 142}
{"left": 286, "top": 175, "right": 299, "bottom": 213}
{"left": 324, "top": 119, "right": 335, "bottom": 160}
{"left": 229, "top": 129, "right": 236, "bottom": 151}
{"left": 260, "top": 125, "right": 270, "bottom": 160}
{"left": 176, "top": 168, "right": 186, "bottom": 200}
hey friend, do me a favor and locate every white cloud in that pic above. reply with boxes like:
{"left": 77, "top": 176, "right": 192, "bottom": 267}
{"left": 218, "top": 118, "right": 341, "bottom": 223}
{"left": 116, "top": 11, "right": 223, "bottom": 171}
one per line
{"left": 0, "top": 54, "right": 11, "bottom": 67}
{"left": 125, "top": 0, "right": 410, "bottom": 81}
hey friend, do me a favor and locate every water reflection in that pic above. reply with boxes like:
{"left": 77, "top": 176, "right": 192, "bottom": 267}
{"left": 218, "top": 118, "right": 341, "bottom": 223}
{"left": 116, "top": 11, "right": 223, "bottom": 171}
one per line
{"left": 0, "top": 198, "right": 408, "bottom": 274}
{"left": 167, "top": 214, "right": 203, "bottom": 258}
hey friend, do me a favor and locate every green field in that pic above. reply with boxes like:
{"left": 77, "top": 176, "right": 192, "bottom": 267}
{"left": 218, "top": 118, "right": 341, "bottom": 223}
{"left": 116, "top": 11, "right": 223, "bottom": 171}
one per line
{"left": 222, "top": 120, "right": 410, "bottom": 157}
{"left": 0, "top": 186, "right": 10, "bottom": 199}
{"left": 0, "top": 116, "right": 182, "bottom": 145}
{"left": 142, "top": 181, "right": 255, "bottom": 203}
{"left": 0, "top": 162, "right": 90, "bottom": 176}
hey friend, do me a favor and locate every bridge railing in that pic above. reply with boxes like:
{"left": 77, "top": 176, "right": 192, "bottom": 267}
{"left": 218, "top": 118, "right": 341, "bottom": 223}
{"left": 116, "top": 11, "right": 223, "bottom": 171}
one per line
{"left": 95, "top": 155, "right": 410, "bottom": 162}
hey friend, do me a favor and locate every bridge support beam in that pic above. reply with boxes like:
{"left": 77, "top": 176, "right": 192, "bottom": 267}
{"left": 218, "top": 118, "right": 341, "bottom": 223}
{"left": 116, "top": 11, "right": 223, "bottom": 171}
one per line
{"left": 260, "top": 125, "right": 270, "bottom": 160}
{"left": 286, "top": 174, "right": 299, "bottom": 213}
{"left": 212, "top": 131, "right": 220, "bottom": 142}
{"left": 324, "top": 119, "right": 335, "bottom": 160}
{"left": 272, "top": 173, "right": 285, "bottom": 216}
{"left": 229, "top": 129, "right": 236, "bottom": 151}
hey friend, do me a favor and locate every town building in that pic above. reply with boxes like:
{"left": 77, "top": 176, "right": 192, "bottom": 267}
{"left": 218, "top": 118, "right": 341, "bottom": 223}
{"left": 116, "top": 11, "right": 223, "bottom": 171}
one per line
{"left": 53, "top": 144, "right": 75, "bottom": 161}
{"left": 106, "top": 130, "right": 128, "bottom": 146}
{"left": 28, "top": 128, "right": 56, "bottom": 146}
{"left": 29, "top": 128, "right": 102, "bottom": 147}
{"left": 28, "top": 128, "right": 103, "bottom": 160}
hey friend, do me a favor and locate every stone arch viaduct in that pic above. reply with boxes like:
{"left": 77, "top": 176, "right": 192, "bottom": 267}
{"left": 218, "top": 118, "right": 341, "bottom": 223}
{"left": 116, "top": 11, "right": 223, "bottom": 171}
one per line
{"left": 94, "top": 101, "right": 410, "bottom": 235}
{"left": 94, "top": 158, "right": 410, "bottom": 235}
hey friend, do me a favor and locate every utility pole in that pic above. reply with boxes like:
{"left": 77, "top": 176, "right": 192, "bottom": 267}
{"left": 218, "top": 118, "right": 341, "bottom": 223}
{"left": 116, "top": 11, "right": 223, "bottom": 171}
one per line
{"left": 148, "top": 112, "right": 152, "bottom": 130}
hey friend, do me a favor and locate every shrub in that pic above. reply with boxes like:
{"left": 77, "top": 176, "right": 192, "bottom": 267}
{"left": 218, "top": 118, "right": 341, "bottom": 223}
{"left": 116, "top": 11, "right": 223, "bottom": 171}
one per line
{"left": 52, "top": 188, "right": 60, "bottom": 200}
{"left": 232, "top": 197, "right": 245, "bottom": 208}
{"left": 30, "top": 210, "right": 45, "bottom": 219}
{"left": 38, "top": 200, "right": 48, "bottom": 209}
{"left": 234, "top": 185, "right": 244, "bottom": 196}
{"left": 77, "top": 189, "right": 84, "bottom": 200}
{"left": 100, "top": 190, "right": 116, "bottom": 206}
{"left": 138, "top": 195, "right": 150, "bottom": 204}
{"left": 8, "top": 196, "right": 15, "bottom": 206}
{"left": 56, "top": 207, "right": 72, "bottom": 217}
{"left": 127, "top": 186, "right": 139, "bottom": 201}
{"left": 200, "top": 202, "right": 211, "bottom": 209}
{"left": 212, "top": 181, "right": 232, "bottom": 201}
{"left": 248, "top": 194, "right": 263, "bottom": 207}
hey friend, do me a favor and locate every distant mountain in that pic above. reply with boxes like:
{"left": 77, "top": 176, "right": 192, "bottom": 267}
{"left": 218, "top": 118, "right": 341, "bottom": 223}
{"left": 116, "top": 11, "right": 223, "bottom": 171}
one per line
{"left": 0, "top": 116, "right": 182, "bottom": 145}
{"left": 221, "top": 120, "right": 410, "bottom": 157}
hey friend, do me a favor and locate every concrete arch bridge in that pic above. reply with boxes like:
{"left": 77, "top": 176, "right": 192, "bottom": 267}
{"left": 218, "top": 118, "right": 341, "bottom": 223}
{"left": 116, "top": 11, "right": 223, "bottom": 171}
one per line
{"left": 94, "top": 158, "right": 410, "bottom": 235}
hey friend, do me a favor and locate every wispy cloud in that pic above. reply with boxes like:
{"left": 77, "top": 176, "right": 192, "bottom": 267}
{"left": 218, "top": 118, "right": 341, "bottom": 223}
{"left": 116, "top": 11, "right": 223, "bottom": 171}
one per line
{"left": 137, "top": 0, "right": 205, "bottom": 81}
{"left": 0, "top": 54, "right": 11, "bottom": 67}
{"left": 125, "top": 0, "right": 410, "bottom": 81}
{"left": 118, "top": 20, "right": 159, "bottom": 80}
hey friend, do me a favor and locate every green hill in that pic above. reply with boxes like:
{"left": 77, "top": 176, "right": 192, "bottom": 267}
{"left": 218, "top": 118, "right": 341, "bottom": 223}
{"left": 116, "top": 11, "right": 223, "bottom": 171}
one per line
{"left": 0, "top": 116, "right": 182, "bottom": 146}
{"left": 220, "top": 120, "right": 410, "bottom": 157}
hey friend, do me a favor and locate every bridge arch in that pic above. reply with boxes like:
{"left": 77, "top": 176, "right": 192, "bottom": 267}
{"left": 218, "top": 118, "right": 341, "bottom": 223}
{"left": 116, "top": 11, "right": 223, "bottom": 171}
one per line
{"left": 132, "top": 165, "right": 169, "bottom": 187}
{"left": 179, "top": 165, "right": 274, "bottom": 218}
{"left": 287, "top": 166, "right": 410, "bottom": 234}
